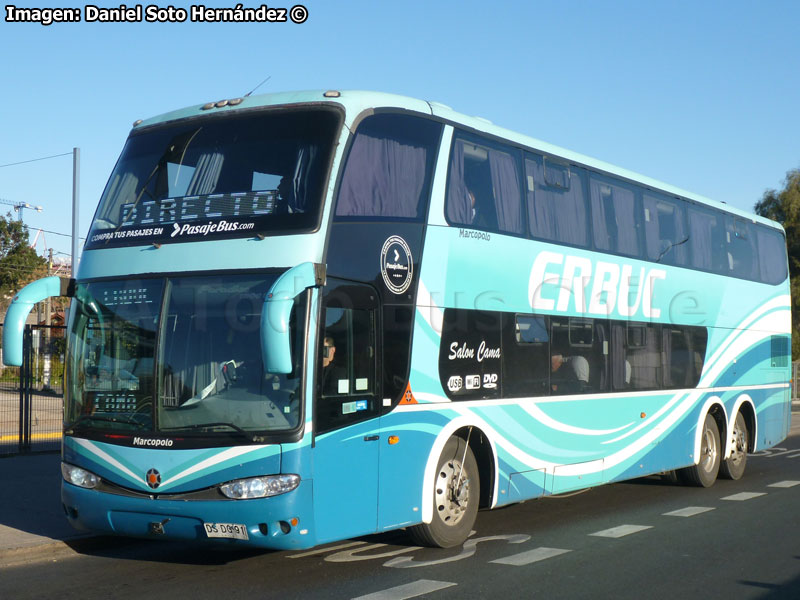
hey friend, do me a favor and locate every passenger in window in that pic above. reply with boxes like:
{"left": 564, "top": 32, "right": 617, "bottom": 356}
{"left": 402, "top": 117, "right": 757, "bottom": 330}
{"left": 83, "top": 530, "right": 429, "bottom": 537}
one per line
{"left": 551, "top": 352, "right": 580, "bottom": 395}
{"left": 275, "top": 176, "right": 295, "bottom": 214}
{"left": 466, "top": 178, "right": 497, "bottom": 231}
{"left": 321, "top": 336, "right": 347, "bottom": 395}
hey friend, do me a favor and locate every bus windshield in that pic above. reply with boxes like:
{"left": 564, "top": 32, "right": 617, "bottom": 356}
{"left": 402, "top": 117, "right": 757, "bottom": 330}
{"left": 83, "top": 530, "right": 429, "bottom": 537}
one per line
{"left": 65, "top": 275, "right": 305, "bottom": 439}
{"left": 86, "top": 108, "right": 340, "bottom": 248}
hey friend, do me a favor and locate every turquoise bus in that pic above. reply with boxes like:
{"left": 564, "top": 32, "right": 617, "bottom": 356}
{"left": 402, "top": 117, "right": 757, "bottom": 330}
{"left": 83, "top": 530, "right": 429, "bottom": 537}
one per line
{"left": 3, "top": 90, "right": 791, "bottom": 549}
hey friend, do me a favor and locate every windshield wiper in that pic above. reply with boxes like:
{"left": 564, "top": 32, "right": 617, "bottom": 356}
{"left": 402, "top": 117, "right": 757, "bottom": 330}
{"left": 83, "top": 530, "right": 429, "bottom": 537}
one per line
{"left": 160, "top": 422, "right": 265, "bottom": 443}
{"left": 66, "top": 414, "right": 148, "bottom": 432}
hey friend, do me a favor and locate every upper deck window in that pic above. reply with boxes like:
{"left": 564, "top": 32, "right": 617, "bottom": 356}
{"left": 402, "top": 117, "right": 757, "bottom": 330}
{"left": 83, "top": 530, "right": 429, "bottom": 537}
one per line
{"left": 335, "top": 113, "right": 442, "bottom": 221}
{"left": 86, "top": 108, "right": 340, "bottom": 249}
{"left": 446, "top": 133, "right": 524, "bottom": 235}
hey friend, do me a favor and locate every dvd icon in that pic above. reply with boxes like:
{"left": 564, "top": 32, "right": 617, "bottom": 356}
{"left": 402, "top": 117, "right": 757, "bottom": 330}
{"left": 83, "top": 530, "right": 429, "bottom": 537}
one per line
{"left": 447, "top": 376, "right": 463, "bottom": 392}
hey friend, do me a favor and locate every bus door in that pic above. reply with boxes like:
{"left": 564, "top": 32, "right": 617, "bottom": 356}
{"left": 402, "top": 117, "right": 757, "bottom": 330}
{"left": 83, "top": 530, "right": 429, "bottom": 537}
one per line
{"left": 312, "top": 281, "right": 381, "bottom": 543}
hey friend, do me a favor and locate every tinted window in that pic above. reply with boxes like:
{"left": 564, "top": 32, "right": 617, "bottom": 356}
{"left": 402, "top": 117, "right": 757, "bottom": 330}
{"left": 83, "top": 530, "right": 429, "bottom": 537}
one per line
{"left": 503, "top": 314, "right": 549, "bottom": 398}
{"left": 643, "top": 193, "right": 688, "bottom": 266}
{"left": 721, "top": 216, "right": 757, "bottom": 280}
{"left": 446, "top": 133, "right": 524, "bottom": 235}
{"left": 756, "top": 225, "right": 788, "bottom": 284}
{"left": 590, "top": 175, "right": 640, "bottom": 257}
{"left": 335, "top": 113, "right": 441, "bottom": 220}
{"left": 687, "top": 204, "right": 727, "bottom": 273}
{"left": 526, "top": 155, "right": 589, "bottom": 247}
{"left": 88, "top": 109, "right": 340, "bottom": 248}
{"left": 438, "top": 309, "right": 502, "bottom": 400}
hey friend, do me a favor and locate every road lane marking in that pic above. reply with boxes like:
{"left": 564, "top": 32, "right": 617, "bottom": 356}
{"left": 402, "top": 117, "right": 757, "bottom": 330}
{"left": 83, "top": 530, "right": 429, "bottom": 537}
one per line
{"left": 491, "top": 547, "right": 571, "bottom": 566}
{"left": 768, "top": 480, "right": 800, "bottom": 488}
{"left": 352, "top": 579, "right": 456, "bottom": 600}
{"left": 589, "top": 524, "right": 652, "bottom": 538}
{"left": 287, "top": 540, "right": 368, "bottom": 558}
{"left": 662, "top": 506, "right": 715, "bottom": 518}
{"left": 721, "top": 492, "right": 767, "bottom": 501}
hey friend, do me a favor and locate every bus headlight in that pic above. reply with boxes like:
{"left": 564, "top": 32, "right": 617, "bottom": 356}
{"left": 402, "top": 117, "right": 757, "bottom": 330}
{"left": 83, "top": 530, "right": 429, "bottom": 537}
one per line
{"left": 61, "top": 462, "right": 100, "bottom": 489}
{"left": 220, "top": 474, "right": 300, "bottom": 499}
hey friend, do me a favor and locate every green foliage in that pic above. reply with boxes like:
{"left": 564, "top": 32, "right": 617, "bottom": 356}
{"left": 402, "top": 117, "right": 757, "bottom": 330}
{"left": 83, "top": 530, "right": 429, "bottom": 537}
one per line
{"left": 755, "top": 168, "right": 800, "bottom": 358}
{"left": 0, "top": 212, "right": 47, "bottom": 310}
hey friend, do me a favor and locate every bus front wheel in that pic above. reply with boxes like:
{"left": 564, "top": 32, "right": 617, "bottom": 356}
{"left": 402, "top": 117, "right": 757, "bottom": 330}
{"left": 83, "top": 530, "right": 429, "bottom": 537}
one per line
{"left": 719, "top": 411, "right": 748, "bottom": 480}
{"left": 680, "top": 413, "right": 721, "bottom": 487}
{"left": 409, "top": 436, "right": 479, "bottom": 548}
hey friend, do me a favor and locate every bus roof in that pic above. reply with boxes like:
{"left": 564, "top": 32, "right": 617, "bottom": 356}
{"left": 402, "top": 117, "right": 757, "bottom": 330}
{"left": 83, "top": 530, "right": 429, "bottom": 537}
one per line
{"left": 134, "top": 89, "right": 782, "bottom": 233}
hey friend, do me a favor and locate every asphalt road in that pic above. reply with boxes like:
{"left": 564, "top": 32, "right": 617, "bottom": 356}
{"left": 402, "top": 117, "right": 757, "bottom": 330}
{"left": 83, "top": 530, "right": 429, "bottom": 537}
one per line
{"left": 4, "top": 416, "right": 800, "bottom": 600}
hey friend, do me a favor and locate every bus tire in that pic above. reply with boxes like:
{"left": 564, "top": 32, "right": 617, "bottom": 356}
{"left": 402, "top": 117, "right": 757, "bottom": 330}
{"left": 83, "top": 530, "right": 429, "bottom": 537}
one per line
{"left": 719, "top": 411, "right": 748, "bottom": 480}
{"left": 409, "top": 436, "right": 479, "bottom": 548}
{"left": 679, "top": 413, "right": 721, "bottom": 487}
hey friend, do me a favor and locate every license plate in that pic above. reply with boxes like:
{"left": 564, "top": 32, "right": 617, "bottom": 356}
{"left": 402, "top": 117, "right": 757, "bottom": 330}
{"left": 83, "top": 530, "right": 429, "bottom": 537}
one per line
{"left": 203, "top": 522, "right": 249, "bottom": 540}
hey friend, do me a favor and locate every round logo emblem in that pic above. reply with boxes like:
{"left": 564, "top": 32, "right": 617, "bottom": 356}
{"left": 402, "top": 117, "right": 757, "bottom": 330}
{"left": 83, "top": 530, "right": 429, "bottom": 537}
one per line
{"left": 380, "top": 236, "right": 413, "bottom": 295}
{"left": 146, "top": 468, "right": 161, "bottom": 489}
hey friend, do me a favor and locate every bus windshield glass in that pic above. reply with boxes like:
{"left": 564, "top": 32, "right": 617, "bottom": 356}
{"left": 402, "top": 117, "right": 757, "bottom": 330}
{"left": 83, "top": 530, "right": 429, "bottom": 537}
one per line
{"left": 65, "top": 275, "right": 305, "bottom": 438}
{"left": 86, "top": 108, "right": 340, "bottom": 248}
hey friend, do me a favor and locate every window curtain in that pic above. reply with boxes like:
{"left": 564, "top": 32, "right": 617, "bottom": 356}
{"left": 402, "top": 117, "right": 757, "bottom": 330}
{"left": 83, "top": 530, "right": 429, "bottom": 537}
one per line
{"left": 337, "top": 133, "right": 426, "bottom": 218}
{"left": 488, "top": 149, "right": 522, "bottom": 234}
{"left": 526, "top": 158, "right": 588, "bottom": 246}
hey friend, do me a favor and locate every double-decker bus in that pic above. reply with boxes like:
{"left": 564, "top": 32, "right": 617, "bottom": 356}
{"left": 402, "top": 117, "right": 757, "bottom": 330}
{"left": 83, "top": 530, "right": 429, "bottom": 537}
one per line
{"left": 3, "top": 90, "right": 790, "bottom": 550}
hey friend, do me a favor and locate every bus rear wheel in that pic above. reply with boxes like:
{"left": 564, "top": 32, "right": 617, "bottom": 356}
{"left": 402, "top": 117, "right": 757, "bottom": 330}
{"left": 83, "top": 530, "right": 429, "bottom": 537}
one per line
{"left": 679, "top": 413, "right": 721, "bottom": 487}
{"left": 720, "top": 411, "right": 748, "bottom": 480}
{"left": 409, "top": 436, "right": 479, "bottom": 548}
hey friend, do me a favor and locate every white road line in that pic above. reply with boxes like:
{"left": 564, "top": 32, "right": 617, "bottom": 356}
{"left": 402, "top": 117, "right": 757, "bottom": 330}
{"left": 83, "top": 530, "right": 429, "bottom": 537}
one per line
{"left": 352, "top": 579, "right": 457, "bottom": 600}
{"left": 491, "top": 547, "right": 571, "bottom": 566}
{"left": 662, "top": 506, "right": 715, "bottom": 518}
{"left": 721, "top": 492, "right": 767, "bottom": 501}
{"left": 287, "top": 540, "right": 367, "bottom": 558}
{"left": 768, "top": 480, "right": 800, "bottom": 488}
{"left": 589, "top": 524, "right": 653, "bottom": 538}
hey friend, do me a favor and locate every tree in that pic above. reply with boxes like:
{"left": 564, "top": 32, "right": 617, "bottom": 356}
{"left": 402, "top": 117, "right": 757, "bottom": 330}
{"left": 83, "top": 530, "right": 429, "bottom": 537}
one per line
{"left": 754, "top": 167, "right": 800, "bottom": 358}
{"left": 0, "top": 212, "right": 47, "bottom": 312}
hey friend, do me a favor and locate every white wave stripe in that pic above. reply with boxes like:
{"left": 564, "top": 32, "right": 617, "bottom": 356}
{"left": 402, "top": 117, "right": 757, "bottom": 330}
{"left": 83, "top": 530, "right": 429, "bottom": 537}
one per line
{"left": 522, "top": 402, "right": 635, "bottom": 436}
{"left": 158, "top": 445, "right": 270, "bottom": 488}
{"left": 700, "top": 310, "right": 791, "bottom": 388}
{"left": 448, "top": 405, "right": 563, "bottom": 471}
{"left": 603, "top": 391, "right": 686, "bottom": 444}
{"left": 74, "top": 438, "right": 142, "bottom": 487}
{"left": 703, "top": 297, "right": 790, "bottom": 370}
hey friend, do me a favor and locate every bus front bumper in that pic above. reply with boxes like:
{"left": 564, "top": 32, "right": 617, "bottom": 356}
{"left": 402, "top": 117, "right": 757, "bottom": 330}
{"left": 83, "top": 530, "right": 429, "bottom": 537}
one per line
{"left": 61, "top": 478, "right": 316, "bottom": 550}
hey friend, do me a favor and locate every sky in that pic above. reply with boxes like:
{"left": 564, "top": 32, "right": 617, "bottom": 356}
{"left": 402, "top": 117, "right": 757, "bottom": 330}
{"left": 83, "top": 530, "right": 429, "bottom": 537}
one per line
{"left": 1, "top": 0, "right": 799, "bottom": 265}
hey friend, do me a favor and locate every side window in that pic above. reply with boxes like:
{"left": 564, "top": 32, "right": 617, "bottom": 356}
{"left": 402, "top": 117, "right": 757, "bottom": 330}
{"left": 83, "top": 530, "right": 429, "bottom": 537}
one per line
{"left": 687, "top": 204, "right": 726, "bottom": 273}
{"left": 549, "top": 316, "right": 608, "bottom": 395}
{"left": 317, "top": 287, "right": 378, "bottom": 433}
{"left": 623, "top": 322, "right": 662, "bottom": 390}
{"left": 438, "top": 309, "right": 502, "bottom": 400}
{"left": 663, "top": 325, "right": 706, "bottom": 388}
{"left": 725, "top": 216, "right": 759, "bottom": 280}
{"left": 335, "top": 113, "right": 442, "bottom": 220}
{"left": 445, "top": 134, "right": 524, "bottom": 235}
{"left": 525, "top": 155, "right": 589, "bottom": 248}
{"left": 756, "top": 225, "right": 788, "bottom": 284}
{"left": 590, "top": 175, "right": 641, "bottom": 257}
{"left": 502, "top": 314, "right": 549, "bottom": 398}
{"left": 643, "top": 193, "right": 688, "bottom": 267}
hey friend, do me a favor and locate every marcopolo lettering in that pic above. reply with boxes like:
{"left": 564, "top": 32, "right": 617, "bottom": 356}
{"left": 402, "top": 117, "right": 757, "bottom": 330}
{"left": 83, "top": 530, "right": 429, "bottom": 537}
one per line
{"left": 529, "top": 251, "right": 667, "bottom": 319}
{"left": 133, "top": 437, "right": 174, "bottom": 448}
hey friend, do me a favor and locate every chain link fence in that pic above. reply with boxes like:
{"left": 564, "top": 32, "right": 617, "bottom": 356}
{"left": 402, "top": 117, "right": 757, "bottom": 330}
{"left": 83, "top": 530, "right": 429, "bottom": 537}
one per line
{"left": 0, "top": 324, "right": 66, "bottom": 456}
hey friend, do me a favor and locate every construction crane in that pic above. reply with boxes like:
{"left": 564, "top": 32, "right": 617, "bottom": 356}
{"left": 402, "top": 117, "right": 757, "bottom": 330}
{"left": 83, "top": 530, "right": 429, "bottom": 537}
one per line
{"left": 0, "top": 197, "right": 43, "bottom": 223}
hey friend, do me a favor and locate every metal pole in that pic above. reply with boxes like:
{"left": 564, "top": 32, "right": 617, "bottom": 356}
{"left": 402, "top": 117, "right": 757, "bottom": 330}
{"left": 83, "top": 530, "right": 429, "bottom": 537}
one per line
{"left": 71, "top": 147, "right": 80, "bottom": 275}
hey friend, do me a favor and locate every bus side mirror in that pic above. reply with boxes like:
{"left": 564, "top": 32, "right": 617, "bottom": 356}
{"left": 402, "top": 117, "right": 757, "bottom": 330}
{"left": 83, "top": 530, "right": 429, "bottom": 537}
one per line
{"left": 2, "top": 277, "right": 74, "bottom": 367}
{"left": 261, "top": 262, "right": 324, "bottom": 374}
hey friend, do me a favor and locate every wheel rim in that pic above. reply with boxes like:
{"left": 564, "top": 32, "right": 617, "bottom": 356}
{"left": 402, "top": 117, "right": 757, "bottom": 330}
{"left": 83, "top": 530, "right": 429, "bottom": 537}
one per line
{"left": 435, "top": 458, "right": 471, "bottom": 525}
{"left": 700, "top": 427, "right": 718, "bottom": 473}
{"left": 729, "top": 420, "right": 747, "bottom": 466}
